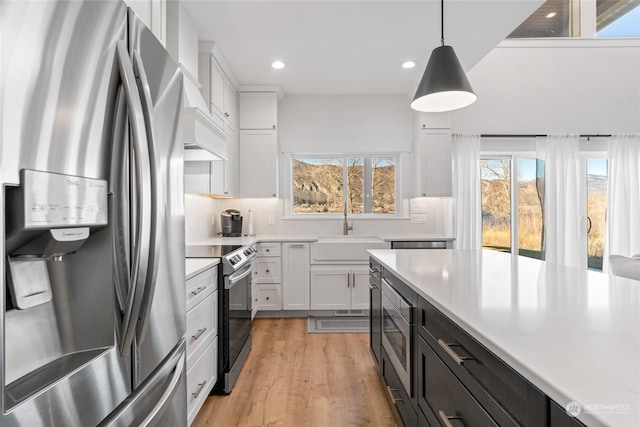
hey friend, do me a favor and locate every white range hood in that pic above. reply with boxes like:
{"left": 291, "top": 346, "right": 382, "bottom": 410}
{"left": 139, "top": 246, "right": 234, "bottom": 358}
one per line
{"left": 181, "top": 66, "right": 228, "bottom": 160}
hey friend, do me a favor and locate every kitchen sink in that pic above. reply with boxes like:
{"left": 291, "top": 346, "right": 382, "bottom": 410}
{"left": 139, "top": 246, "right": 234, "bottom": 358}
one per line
{"left": 312, "top": 236, "right": 389, "bottom": 262}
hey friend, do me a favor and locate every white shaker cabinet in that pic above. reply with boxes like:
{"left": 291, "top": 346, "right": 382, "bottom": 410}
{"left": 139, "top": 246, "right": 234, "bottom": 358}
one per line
{"left": 238, "top": 130, "right": 278, "bottom": 198}
{"left": 413, "top": 130, "right": 452, "bottom": 197}
{"left": 281, "top": 242, "right": 310, "bottom": 310}
{"left": 185, "top": 264, "right": 218, "bottom": 425}
{"left": 238, "top": 92, "right": 277, "bottom": 130}
{"left": 310, "top": 265, "right": 369, "bottom": 310}
{"left": 253, "top": 243, "right": 282, "bottom": 311}
{"left": 184, "top": 160, "right": 228, "bottom": 196}
{"left": 198, "top": 43, "right": 238, "bottom": 134}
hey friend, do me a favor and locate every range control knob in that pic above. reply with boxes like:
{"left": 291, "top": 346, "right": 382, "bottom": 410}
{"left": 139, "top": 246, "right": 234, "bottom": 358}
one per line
{"left": 229, "top": 257, "right": 237, "bottom": 265}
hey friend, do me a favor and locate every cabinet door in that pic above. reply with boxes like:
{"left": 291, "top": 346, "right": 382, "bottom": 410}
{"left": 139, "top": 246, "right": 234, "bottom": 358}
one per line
{"left": 310, "top": 267, "right": 351, "bottom": 310}
{"left": 255, "top": 284, "right": 282, "bottom": 310}
{"left": 184, "top": 161, "right": 210, "bottom": 194}
{"left": 224, "top": 78, "right": 237, "bottom": 129}
{"left": 414, "top": 131, "right": 452, "bottom": 197}
{"left": 351, "top": 266, "right": 370, "bottom": 310}
{"left": 282, "top": 243, "right": 310, "bottom": 310}
{"left": 209, "top": 57, "right": 225, "bottom": 118}
{"left": 209, "top": 159, "right": 226, "bottom": 195}
{"left": 238, "top": 92, "right": 278, "bottom": 130}
{"left": 238, "top": 130, "right": 278, "bottom": 198}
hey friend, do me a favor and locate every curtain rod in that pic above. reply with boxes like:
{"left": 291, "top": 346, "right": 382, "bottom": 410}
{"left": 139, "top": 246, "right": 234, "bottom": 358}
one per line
{"left": 480, "top": 134, "right": 612, "bottom": 139}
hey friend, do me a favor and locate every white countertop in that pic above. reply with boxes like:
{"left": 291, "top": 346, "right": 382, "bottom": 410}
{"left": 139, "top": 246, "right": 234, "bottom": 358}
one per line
{"left": 185, "top": 258, "right": 220, "bottom": 280}
{"left": 368, "top": 249, "right": 640, "bottom": 427}
{"left": 186, "top": 234, "right": 454, "bottom": 246}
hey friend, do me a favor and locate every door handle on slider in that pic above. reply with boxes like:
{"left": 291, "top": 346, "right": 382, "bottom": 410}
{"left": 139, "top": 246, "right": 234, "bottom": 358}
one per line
{"left": 437, "top": 339, "right": 473, "bottom": 365}
{"left": 438, "top": 410, "right": 463, "bottom": 427}
{"left": 191, "top": 328, "right": 207, "bottom": 340}
{"left": 192, "top": 380, "right": 207, "bottom": 399}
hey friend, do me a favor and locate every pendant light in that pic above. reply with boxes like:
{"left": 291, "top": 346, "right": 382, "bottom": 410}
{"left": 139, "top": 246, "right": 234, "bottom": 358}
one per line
{"left": 411, "top": 0, "right": 477, "bottom": 112}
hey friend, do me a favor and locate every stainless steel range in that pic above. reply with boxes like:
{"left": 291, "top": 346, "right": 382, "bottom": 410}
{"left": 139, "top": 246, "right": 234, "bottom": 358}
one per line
{"left": 185, "top": 243, "right": 257, "bottom": 394}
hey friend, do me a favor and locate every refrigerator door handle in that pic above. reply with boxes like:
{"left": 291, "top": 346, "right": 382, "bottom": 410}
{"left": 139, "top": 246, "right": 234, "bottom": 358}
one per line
{"left": 131, "top": 49, "right": 162, "bottom": 342}
{"left": 111, "top": 88, "right": 130, "bottom": 313}
{"left": 139, "top": 348, "right": 185, "bottom": 426}
{"left": 115, "top": 40, "right": 153, "bottom": 357}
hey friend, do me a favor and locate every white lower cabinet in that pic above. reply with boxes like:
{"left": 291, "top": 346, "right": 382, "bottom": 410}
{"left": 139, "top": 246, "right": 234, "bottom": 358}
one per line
{"left": 281, "top": 242, "right": 310, "bottom": 310}
{"left": 255, "top": 284, "right": 282, "bottom": 310}
{"left": 185, "top": 265, "right": 218, "bottom": 426}
{"left": 310, "top": 265, "right": 369, "bottom": 310}
{"left": 187, "top": 337, "right": 217, "bottom": 425}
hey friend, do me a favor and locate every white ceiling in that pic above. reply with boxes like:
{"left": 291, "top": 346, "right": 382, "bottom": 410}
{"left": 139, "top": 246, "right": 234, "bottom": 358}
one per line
{"left": 181, "top": 1, "right": 544, "bottom": 96}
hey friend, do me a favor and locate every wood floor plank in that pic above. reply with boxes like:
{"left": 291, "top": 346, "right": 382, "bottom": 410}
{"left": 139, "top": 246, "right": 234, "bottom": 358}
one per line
{"left": 192, "top": 318, "right": 399, "bottom": 427}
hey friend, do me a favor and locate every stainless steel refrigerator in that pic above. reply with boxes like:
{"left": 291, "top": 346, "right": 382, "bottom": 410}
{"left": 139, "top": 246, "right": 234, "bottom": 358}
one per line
{"left": 0, "top": 1, "right": 186, "bottom": 425}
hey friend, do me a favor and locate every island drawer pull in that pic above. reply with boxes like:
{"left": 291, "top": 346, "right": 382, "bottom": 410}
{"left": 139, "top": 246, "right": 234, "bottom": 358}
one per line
{"left": 190, "top": 286, "right": 206, "bottom": 296}
{"left": 192, "top": 380, "right": 207, "bottom": 398}
{"left": 191, "top": 327, "right": 207, "bottom": 340}
{"left": 438, "top": 410, "right": 463, "bottom": 427}
{"left": 438, "top": 339, "right": 473, "bottom": 365}
{"left": 289, "top": 244, "right": 305, "bottom": 248}
{"left": 386, "top": 386, "right": 403, "bottom": 403}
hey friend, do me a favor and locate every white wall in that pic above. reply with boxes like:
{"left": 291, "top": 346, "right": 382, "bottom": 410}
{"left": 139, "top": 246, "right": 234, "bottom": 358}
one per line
{"left": 278, "top": 95, "right": 414, "bottom": 153}
{"left": 451, "top": 39, "right": 640, "bottom": 134}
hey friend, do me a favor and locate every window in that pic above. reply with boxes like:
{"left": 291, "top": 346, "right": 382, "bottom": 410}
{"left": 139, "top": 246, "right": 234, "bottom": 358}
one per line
{"left": 292, "top": 156, "right": 397, "bottom": 215}
{"left": 481, "top": 157, "right": 546, "bottom": 259}
{"left": 507, "top": 0, "right": 640, "bottom": 38}
{"left": 597, "top": 1, "right": 640, "bottom": 37}
{"left": 586, "top": 158, "right": 608, "bottom": 270}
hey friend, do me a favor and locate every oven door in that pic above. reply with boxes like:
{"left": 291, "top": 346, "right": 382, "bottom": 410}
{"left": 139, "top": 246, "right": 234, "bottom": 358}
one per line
{"left": 382, "top": 293, "right": 412, "bottom": 395}
{"left": 224, "top": 263, "right": 253, "bottom": 371}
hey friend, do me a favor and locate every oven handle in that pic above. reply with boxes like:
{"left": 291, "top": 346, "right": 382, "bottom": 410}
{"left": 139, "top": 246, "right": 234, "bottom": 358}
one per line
{"left": 226, "top": 263, "right": 253, "bottom": 289}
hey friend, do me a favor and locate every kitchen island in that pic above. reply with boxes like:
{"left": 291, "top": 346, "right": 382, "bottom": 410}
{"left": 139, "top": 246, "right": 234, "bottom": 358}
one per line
{"left": 368, "top": 249, "right": 640, "bottom": 427}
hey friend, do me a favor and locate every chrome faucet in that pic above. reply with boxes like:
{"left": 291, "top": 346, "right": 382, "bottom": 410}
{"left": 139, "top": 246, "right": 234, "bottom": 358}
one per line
{"left": 343, "top": 203, "right": 353, "bottom": 235}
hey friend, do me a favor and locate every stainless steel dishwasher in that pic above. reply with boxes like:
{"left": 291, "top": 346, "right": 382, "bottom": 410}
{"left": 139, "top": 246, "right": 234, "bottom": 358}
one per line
{"left": 390, "top": 241, "right": 449, "bottom": 249}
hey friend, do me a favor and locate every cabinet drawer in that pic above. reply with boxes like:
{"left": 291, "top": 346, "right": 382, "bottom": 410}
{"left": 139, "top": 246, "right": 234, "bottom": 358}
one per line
{"left": 381, "top": 347, "right": 417, "bottom": 427}
{"left": 254, "top": 258, "right": 281, "bottom": 283}
{"left": 418, "top": 297, "right": 546, "bottom": 426}
{"left": 257, "top": 242, "right": 281, "bottom": 257}
{"left": 187, "top": 337, "right": 217, "bottom": 425}
{"left": 186, "top": 265, "right": 217, "bottom": 312}
{"left": 186, "top": 291, "right": 216, "bottom": 369}
{"left": 421, "top": 335, "right": 497, "bottom": 427}
{"left": 255, "top": 284, "right": 282, "bottom": 310}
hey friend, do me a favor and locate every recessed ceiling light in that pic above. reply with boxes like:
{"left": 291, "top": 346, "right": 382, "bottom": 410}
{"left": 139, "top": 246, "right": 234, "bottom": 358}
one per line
{"left": 545, "top": 12, "right": 557, "bottom": 19}
{"left": 271, "top": 60, "right": 286, "bottom": 69}
{"left": 402, "top": 60, "right": 417, "bottom": 69}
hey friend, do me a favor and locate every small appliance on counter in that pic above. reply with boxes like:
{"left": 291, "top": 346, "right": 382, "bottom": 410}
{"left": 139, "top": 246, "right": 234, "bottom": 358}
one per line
{"left": 221, "top": 209, "right": 243, "bottom": 237}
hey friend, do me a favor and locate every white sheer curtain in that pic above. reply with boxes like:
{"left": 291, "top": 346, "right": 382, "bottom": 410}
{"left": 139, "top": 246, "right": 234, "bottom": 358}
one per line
{"left": 537, "top": 135, "right": 586, "bottom": 268}
{"left": 605, "top": 135, "right": 640, "bottom": 269}
{"left": 453, "top": 134, "right": 481, "bottom": 249}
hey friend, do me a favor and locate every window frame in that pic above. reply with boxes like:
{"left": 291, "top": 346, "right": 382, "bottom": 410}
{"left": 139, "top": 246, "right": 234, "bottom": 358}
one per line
{"left": 289, "top": 153, "right": 402, "bottom": 218}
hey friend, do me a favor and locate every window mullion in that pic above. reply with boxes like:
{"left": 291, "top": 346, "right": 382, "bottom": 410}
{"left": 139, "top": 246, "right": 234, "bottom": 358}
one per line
{"left": 364, "top": 158, "right": 373, "bottom": 213}
{"left": 511, "top": 157, "right": 519, "bottom": 256}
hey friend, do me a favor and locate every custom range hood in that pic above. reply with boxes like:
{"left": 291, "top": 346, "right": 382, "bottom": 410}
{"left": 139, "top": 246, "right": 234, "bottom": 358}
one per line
{"left": 181, "top": 66, "right": 228, "bottom": 160}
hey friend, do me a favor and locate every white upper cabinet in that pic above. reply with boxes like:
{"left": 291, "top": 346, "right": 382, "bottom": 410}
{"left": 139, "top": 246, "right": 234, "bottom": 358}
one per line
{"left": 239, "top": 92, "right": 278, "bottom": 130}
{"left": 238, "top": 130, "right": 278, "bottom": 198}
{"left": 198, "top": 42, "right": 238, "bottom": 134}
{"left": 413, "top": 130, "right": 452, "bottom": 197}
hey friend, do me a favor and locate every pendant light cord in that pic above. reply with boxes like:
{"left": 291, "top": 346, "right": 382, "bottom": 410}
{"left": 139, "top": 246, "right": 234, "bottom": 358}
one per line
{"left": 440, "top": 0, "right": 445, "bottom": 46}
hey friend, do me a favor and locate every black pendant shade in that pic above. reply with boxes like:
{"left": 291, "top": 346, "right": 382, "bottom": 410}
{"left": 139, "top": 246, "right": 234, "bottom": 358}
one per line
{"left": 410, "top": 0, "right": 477, "bottom": 112}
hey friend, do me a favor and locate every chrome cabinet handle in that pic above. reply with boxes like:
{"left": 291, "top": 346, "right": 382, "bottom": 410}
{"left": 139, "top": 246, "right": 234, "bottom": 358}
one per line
{"left": 191, "top": 327, "right": 207, "bottom": 340}
{"left": 437, "top": 339, "right": 473, "bottom": 365}
{"left": 192, "top": 380, "right": 207, "bottom": 399}
{"left": 190, "top": 286, "right": 206, "bottom": 296}
{"left": 438, "top": 410, "right": 463, "bottom": 427}
{"left": 289, "top": 244, "right": 305, "bottom": 248}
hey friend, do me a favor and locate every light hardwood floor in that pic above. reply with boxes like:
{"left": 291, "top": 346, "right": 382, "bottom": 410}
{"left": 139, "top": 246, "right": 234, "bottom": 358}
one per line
{"left": 192, "top": 317, "right": 399, "bottom": 427}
